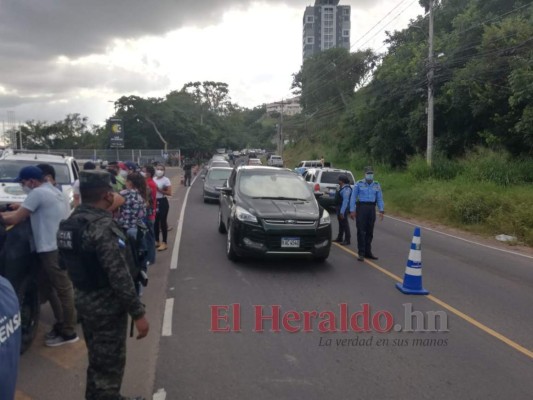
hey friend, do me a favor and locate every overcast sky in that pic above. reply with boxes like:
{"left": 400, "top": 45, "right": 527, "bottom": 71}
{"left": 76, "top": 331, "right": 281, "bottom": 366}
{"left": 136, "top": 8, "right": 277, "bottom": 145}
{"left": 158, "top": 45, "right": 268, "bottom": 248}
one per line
{"left": 0, "top": 0, "right": 423, "bottom": 130}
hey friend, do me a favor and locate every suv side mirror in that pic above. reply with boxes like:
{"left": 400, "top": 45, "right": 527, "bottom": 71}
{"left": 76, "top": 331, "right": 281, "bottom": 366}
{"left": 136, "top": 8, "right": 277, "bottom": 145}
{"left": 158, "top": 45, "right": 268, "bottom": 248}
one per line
{"left": 219, "top": 187, "right": 233, "bottom": 195}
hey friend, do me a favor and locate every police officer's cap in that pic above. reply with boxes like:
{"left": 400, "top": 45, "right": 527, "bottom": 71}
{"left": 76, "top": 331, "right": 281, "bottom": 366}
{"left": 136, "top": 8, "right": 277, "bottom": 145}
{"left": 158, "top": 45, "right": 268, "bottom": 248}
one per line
{"left": 364, "top": 166, "right": 374, "bottom": 173}
{"left": 338, "top": 174, "right": 350, "bottom": 184}
{"left": 79, "top": 171, "right": 113, "bottom": 190}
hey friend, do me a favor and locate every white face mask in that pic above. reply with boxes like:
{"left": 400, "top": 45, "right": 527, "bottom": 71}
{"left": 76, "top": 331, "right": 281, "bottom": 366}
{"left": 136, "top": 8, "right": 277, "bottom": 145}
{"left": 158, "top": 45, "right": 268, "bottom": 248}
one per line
{"left": 155, "top": 170, "right": 165, "bottom": 178}
{"left": 140, "top": 172, "right": 146, "bottom": 178}
{"left": 22, "top": 185, "right": 32, "bottom": 194}
{"left": 119, "top": 170, "right": 128, "bottom": 178}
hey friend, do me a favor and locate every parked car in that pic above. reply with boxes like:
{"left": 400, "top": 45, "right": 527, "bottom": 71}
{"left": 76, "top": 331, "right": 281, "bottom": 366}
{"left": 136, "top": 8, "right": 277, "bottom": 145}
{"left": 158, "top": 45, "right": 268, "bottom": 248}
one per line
{"left": 203, "top": 167, "right": 233, "bottom": 203}
{"left": 303, "top": 168, "right": 355, "bottom": 209}
{"left": 203, "top": 159, "right": 231, "bottom": 177}
{"left": 247, "top": 158, "right": 262, "bottom": 166}
{"left": 294, "top": 160, "right": 323, "bottom": 176}
{"left": 218, "top": 166, "right": 331, "bottom": 262}
{"left": 0, "top": 149, "right": 80, "bottom": 209}
{"left": 267, "top": 155, "right": 283, "bottom": 167}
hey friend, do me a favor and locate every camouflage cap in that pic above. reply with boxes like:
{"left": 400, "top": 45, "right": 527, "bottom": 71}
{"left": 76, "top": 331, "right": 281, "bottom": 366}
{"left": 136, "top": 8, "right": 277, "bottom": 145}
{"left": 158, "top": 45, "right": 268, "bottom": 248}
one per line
{"left": 79, "top": 170, "right": 113, "bottom": 190}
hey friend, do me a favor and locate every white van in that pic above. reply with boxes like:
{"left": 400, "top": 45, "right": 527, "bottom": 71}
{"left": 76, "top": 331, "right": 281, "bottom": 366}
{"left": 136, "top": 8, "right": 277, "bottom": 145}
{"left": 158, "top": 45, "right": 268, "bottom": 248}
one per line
{"left": 0, "top": 150, "right": 80, "bottom": 209}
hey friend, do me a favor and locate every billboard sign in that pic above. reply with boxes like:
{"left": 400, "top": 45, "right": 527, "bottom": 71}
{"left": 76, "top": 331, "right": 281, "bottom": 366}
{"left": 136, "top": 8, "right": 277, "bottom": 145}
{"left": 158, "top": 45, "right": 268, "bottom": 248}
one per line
{"left": 109, "top": 118, "right": 124, "bottom": 149}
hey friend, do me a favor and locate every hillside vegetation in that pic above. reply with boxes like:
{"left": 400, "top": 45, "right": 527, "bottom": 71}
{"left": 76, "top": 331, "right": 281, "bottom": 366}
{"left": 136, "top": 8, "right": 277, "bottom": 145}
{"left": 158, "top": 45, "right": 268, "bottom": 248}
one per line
{"left": 283, "top": 0, "right": 533, "bottom": 246}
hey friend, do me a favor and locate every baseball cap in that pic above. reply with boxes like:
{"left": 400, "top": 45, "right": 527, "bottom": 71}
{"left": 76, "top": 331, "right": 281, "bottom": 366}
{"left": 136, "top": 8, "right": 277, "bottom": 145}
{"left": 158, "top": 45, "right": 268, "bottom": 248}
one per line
{"left": 124, "top": 161, "right": 137, "bottom": 171}
{"left": 15, "top": 166, "right": 43, "bottom": 182}
{"left": 364, "top": 166, "right": 374, "bottom": 173}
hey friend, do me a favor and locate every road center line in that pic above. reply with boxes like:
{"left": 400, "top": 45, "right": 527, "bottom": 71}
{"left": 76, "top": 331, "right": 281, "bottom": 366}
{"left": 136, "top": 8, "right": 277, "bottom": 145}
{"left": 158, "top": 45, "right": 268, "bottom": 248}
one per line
{"left": 161, "top": 298, "right": 174, "bottom": 337}
{"left": 332, "top": 242, "right": 533, "bottom": 359}
{"left": 170, "top": 173, "right": 200, "bottom": 270}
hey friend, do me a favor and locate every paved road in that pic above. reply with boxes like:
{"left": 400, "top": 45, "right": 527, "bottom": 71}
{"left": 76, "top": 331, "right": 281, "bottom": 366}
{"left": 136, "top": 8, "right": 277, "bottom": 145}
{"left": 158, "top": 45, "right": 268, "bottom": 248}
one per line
{"left": 14, "top": 167, "right": 533, "bottom": 399}
{"left": 153, "top": 176, "right": 533, "bottom": 399}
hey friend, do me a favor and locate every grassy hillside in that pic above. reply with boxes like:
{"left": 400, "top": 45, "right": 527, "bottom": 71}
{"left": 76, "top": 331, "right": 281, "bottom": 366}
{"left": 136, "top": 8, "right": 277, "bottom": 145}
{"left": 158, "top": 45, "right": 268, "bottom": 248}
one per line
{"left": 284, "top": 141, "right": 533, "bottom": 246}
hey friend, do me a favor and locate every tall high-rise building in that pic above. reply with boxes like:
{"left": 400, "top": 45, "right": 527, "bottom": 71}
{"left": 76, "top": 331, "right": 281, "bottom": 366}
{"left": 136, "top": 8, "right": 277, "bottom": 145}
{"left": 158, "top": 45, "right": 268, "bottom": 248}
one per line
{"left": 302, "top": 0, "right": 351, "bottom": 60}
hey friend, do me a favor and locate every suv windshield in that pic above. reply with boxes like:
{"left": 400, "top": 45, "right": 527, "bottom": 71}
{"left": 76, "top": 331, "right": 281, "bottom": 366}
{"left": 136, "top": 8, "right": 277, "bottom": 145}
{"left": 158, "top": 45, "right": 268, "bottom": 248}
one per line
{"left": 239, "top": 170, "right": 312, "bottom": 200}
{"left": 0, "top": 160, "right": 71, "bottom": 184}
{"left": 321, "top": 171, "right": 354, "bottom": 185}
{"left": 208, "top": 169, "right": 232, "bottom": 181}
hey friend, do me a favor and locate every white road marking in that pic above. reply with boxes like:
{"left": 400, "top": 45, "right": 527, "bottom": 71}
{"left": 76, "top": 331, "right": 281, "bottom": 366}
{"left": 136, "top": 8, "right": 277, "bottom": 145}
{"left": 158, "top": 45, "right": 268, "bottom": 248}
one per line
{"left": 170, "top": 173, "right": 200, "bottom": 270}
{"left": 153, "top": 388, "right": 167, "bottom": 400}
{"left": 162, "top": 298, "right": 174, "bottom": 337}
{"left": 386, "top": 215, "right": 533, "bottom": 260}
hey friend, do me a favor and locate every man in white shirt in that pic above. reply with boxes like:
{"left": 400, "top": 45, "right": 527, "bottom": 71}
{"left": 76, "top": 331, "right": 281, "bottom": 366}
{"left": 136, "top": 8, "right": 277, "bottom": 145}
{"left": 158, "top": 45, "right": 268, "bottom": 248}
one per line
{"left": 0, "top": 166, "right": 79, "bottom": 346}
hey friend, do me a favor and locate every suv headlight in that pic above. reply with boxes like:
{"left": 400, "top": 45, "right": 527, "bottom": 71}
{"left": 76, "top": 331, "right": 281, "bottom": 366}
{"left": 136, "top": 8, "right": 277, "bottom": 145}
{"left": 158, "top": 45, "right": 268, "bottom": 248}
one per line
{"left": 319, "top": 209, "right": 331, "bottom": 226}
{"left": 235, "top": 206, "right": 258, "bottom": 224}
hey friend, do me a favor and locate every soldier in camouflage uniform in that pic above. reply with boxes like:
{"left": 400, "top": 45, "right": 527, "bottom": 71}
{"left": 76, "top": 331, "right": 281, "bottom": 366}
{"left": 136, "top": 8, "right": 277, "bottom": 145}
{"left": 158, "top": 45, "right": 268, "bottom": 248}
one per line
{"left": 58, "top": 171, "right": 149, "bottom": 400}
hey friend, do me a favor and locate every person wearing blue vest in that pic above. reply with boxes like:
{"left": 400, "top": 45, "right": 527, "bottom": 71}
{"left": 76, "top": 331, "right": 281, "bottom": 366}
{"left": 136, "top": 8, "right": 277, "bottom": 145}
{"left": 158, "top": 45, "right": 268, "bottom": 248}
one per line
{"left": 334, "top": 174, "right": 352, "bottom": 245}
{"left": 349, "top": 166, "right": 385, "bottom": 261}
{"left": 0, "top": 275, "right": 21, "bottom": 400}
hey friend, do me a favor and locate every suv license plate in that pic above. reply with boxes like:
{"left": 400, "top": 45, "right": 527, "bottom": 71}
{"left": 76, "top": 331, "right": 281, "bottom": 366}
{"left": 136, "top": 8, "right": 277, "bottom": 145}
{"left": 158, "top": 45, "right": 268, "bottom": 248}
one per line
{"left": 281, "top": 237, "right": 300, "bottom": 248}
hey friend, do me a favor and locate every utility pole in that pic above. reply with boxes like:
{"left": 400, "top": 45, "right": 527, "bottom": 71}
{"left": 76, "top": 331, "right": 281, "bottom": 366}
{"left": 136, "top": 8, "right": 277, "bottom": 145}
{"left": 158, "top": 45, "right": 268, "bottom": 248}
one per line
{"left": 279, "top": 99, "right": 284, "bottom": 158}
{"left": 427, "top": 0, "right": 435, "bottom": 166}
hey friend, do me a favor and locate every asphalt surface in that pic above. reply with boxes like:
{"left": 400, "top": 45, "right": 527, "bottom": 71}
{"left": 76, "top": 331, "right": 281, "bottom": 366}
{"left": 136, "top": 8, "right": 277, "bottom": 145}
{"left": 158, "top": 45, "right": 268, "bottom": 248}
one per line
{"left": 153, "top": 174, "right": 533, "bottom": 400}
{"left": 15, "top": 167, "right": 533, "bottom": 399}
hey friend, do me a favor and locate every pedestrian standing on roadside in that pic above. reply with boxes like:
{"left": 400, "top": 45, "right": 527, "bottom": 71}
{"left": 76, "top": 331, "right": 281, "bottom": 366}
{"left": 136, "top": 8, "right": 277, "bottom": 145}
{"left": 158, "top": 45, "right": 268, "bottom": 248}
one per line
{"left": 349, "top": 166, "right": 385, "bottom": 261}
{"left": 57, "top": 170, "right": 148, "bottom": 400}
{"left": 334, "top": 174, "right": 352, "bottom": 245}
{"left": 37, "top": 163, "right": 71, "bottom": 212}
{"left": 0, "top": 275, "right": 21, "bottom": 400}
{"left": 142, "top": 165, "right": 157, "bottom": 265}
{"left": 154, "top": 164, "right": 172, "bottom": 251}
{"left": 107, "top": 162, "right": 126, "bottom": 192}
{"left": 0, "top": 166, "right": 78, "bottom": 346}
{"left": 74, "top": 161, "right": 97, "bottom": 207}
{"left": 183, "top": 159, "right": 193, "bottom": 187}
{"left": 118, "top": 173, "right": 147, "bottom": 239}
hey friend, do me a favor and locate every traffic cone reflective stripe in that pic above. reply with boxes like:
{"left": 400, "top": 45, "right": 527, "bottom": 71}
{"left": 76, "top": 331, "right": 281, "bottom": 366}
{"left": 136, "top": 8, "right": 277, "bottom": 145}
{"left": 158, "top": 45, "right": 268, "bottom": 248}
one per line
{"left": 396, "top": 227, "right": 429, "bottom": 295}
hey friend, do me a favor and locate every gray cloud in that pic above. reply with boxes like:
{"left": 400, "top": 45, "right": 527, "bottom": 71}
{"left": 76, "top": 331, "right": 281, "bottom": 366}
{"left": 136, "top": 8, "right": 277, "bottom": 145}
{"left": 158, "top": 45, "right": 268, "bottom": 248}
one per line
{"left": 0, "top": 0, "right": 396, "bottom": 123}
{"left": 1, "top": 1, "right": 314, "bottom": 60}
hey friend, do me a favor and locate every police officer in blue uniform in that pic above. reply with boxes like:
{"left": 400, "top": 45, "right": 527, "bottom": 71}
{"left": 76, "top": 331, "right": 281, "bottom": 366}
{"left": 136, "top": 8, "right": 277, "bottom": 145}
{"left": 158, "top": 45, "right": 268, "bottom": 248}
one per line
{"left": 349, "top": 166, "right": 384, "bottom": 261}
{"left": 334, "top": 174, "right": 352, "bottom": 245}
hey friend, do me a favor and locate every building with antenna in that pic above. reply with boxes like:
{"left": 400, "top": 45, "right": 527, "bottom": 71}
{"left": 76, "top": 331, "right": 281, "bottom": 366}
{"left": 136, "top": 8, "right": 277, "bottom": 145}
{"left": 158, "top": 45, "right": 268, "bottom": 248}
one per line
{"left": 303, "top": 0, "right": 351, "bottom": 60}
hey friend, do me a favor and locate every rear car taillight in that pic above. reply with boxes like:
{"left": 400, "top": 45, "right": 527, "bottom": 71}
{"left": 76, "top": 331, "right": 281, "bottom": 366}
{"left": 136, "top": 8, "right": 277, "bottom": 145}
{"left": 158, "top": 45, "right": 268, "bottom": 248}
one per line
{"left": 314, "top": 183, "right": 320, "bottom": 192}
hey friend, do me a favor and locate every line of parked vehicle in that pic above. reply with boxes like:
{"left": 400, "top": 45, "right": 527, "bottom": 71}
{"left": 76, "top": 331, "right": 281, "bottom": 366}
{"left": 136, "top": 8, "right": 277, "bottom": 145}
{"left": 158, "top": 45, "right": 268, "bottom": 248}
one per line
{"left": 200, "top": 154, "right": 361, "bottom": 263}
